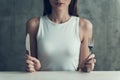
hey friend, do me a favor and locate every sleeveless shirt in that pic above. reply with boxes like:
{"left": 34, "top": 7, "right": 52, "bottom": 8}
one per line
{"left": 36, "top": 16, "right": 81, "bottom": 71}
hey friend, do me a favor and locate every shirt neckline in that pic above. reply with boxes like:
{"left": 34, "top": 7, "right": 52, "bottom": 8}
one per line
{"left": 45, "top": 15, "right": 73, "bottom": 26}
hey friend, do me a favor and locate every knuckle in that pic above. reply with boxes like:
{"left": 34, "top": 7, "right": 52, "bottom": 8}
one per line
{"left": 26, "top": 66, "right": 35, "bottom": 72}
{"left": 26, "top": 61, "right": 30, "bottom": 64}
{"left": 28, "top": 63, "right": 33, "bottom": 67}
{"left": 26, "top": 60, "right": 29, "bottom": 63}
{"left": 30, "top": 68, "right": 35, "bottom": 72}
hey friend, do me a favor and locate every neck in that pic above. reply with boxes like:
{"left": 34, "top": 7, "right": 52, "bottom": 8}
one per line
{"left": 48, "top": 9, "right": 71, "bottom": 24}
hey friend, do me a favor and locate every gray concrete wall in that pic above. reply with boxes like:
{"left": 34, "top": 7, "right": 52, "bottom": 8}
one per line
{"left": 0, "top": 0, "right": 120, "bottom": 71}
{"left": 78, "top": 0, "right": 120, "bottom": 71}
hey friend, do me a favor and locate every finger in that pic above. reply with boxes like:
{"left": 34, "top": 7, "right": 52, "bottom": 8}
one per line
{"left": 26, "top": 62, "right": 35, "bottom": 71}
{"left": 85, "top": 63, "right": 92, "bottom": 65}
{"left": 86, "top": 58, "right": 95, "bottom": 64}
{"left": 26, "top": 60, "right": 34, "bottom": 65}
{"left": 26, "top": 54, "right": 31, "bottom": 60}
{"left": 86, "top": 63, "right": 95, "bottom": 71}
{"left": 33, "top": 60, "right": 41, "bottom": 70}
{"left": 86, "top": 54, "right": 92, "bottom": 59}
{"left": 91, "top": 63, "right": 95, "bottom": 70}
{"left": 85, "top": 54, "right": 95, "bottom": 63}
{"left": 29, "top": 68, "right": 35, "bottom": 72}
{"left": 85, "top": 63, "right": 93, "bottom": 71}
{"left": 83, "top": 64, "right": 92, "bottom": 72}
{"left": 26, "top": 55, "right": 40, "bottom": 64}
{"left": 84, "top": 54, "right": 94, "bottom": 62}
{"left": 26, "top": 64, "right": 35, "bottom": 72}
{"left": 26, "top": 55, "right": 36, "bottom": 61}
{"left": 31, "top": 57, "right": 40, "bottom": 64}
{"left": 88, "top": 54, "right": 95, "bottom": 59}
{"left": 26, "top": 67, "right": 35, "bottom": 72}
{"left": 86, "top": 58, "right": 94, "bottom": 63}
{"left": 27, "top": 64, "right": 34, "bottom": 69}
{"left": 82, "top": 62, "right": 95, "bottom": 72}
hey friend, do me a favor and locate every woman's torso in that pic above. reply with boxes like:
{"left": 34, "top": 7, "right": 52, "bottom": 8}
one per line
{"left": 36, "top": 15, "right": 81, "bottom": 71}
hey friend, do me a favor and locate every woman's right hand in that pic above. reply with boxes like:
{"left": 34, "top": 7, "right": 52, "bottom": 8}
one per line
{"left": 26, "top": 54, "right": 41, "bottom": 72}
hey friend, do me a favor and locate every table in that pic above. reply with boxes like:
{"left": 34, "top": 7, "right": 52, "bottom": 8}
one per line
{"left": 0, "top": 71, "right": 120, "bottom": 80}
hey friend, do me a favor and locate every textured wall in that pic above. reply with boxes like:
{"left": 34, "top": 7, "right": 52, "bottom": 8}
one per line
{"left": 0, "top": 0, "right": 120, "bottom": 71}
{"left": 0, "top": 0, "right": 43, "bottom": 71}
{"left": 78, "top": 0, "right": 120, "bottom": 71}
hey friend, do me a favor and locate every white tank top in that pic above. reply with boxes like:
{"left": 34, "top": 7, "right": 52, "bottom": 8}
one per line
{"left": 36, "top": 16, "right": 81, "bottom": 71}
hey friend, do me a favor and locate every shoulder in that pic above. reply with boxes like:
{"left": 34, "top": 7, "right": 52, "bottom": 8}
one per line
{"left": 26, "top": 17, "right": 40, "bottom": 30}
{"left": 79, "top": 18, "right": 93, "bottom": 41}
{"left": 26, "top": 17, "right": 40, "bottom": 35}
{"left": 79, "top": 18, "right": 93, "bottom": 31}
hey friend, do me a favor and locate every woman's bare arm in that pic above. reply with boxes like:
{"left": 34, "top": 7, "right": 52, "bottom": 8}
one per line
{"left": 25, "top": 17, "right": 41, "bottom": 72}
{"left": 26, "top": 17, "right": 40, "bottom": 58}
{"left": 78, "top": 18, "right": 95, "bottom": 72}
{"left": 79, "top": 18, "right": 93, "bottom": 64}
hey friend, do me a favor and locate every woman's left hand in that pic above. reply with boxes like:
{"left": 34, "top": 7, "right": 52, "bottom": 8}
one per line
{"left": 80, "top": 54, "right": 96, "bottom": 72}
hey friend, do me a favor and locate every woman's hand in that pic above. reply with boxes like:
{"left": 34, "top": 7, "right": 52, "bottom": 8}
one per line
{"left": 26, "top": 54, "right": 41, "bottom": 72}
{"left": 80, "top": 54, "right": 96, "bottom": 72}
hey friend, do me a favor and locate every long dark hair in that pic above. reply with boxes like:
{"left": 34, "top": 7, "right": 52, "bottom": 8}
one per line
{"left": 43, "top": 0, "right": 79, "bottom": 17}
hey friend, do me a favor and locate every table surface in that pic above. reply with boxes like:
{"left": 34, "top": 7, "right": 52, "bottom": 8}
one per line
{"left": 0, "top": 71, "right": 120, "bottom": 80}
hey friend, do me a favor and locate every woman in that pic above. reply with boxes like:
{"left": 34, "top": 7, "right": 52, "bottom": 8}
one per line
{"left": 26, "top": 0, "right": 96, "bottom": 72}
